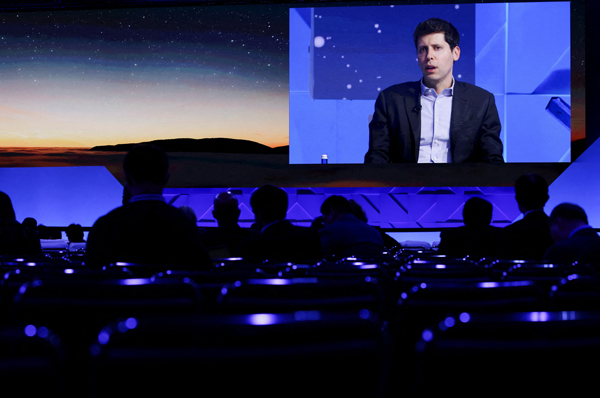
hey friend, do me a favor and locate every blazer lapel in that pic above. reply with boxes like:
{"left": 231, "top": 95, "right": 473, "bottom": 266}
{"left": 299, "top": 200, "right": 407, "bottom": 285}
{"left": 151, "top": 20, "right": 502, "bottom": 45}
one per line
{"left": 405, "top": 81, "right": 421, "bottom": 162}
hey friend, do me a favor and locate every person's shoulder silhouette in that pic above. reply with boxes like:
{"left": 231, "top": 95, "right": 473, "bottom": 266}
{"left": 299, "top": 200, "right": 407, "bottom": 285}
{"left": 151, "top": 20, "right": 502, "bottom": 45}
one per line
{"left": 86, "top": 144, "right": 210, "bottom": 269}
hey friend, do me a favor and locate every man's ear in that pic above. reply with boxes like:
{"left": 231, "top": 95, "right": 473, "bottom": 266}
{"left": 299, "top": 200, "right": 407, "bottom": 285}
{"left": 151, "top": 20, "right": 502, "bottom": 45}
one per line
{"left": 453, "top": 45, "right": 460, "bottom": 61}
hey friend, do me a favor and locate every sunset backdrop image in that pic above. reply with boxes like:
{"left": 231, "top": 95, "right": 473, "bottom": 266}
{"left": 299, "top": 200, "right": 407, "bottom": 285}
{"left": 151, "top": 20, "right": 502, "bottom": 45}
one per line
{"left": 0, "top": 4, "right": 290, "bottom": 185}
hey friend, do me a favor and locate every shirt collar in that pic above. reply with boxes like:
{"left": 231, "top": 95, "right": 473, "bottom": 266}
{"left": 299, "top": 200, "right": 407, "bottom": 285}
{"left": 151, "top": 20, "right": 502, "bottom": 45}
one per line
{"left": 523, "top": 209, "right": 545, "bottom": 217}
{"left": 129, "top": 194, "right": 166, "bottom": 203}
{"left": 260, "top": 219, "right": 288, "bottom": 234}
{"left": 569, "top": 225, "right": 593, "bottom": 239}
{"left": 420, "top": 78, "right": 455, "bottom": 97}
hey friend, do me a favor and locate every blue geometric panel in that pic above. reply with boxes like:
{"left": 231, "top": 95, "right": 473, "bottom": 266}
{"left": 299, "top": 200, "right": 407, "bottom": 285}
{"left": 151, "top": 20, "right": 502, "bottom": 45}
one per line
{"left": 506, "top": 2, "right": 570, "bottom": 94}
{"left": 164, "top": 187, "right": 519, "bottom": 229}
{"left": 505, "top": 95, "right": 571, "bottom": 162}
{"left": 475, "top": 3, "right": 506, "bottom": 93}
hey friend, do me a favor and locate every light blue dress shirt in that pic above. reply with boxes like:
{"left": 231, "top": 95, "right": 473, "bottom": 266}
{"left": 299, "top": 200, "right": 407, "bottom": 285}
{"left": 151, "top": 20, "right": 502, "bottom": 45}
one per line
{"left": 418, "top": 79, "right": 454, "bottom": 163}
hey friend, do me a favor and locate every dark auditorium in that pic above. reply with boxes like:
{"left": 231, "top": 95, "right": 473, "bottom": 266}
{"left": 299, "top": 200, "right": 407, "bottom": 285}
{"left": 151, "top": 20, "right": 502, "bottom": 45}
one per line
{"left": 1, "top": 0, "right": 599, "bottom": 397}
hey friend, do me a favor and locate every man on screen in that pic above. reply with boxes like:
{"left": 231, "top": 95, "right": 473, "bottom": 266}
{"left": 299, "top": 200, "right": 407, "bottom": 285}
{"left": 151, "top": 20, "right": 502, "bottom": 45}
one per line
{"left": 364, "top": 18, "right": 504, "bottom": 164}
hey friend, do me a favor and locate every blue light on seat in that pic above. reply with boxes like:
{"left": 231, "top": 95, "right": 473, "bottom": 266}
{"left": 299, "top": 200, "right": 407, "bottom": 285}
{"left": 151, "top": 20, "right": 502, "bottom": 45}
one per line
{"left": 119, "top": 278, "right": 151, "bottom": 286}
{"left": 98, "top": 330, "right": 110, "bottom": 345}
{"left": 125, "top": 317, "right": 138, "bottom": 330}
{"left": 294, "top": 310, "right": 320, "bottom": 321}
{"left": 422, "top": 329, "right": 433, "bottom": 342}
{"left": 24, "top": 325, "right": 37, "bottom": 337}
{"left": 248, "top": 314, "right": 279, "bottom": 325}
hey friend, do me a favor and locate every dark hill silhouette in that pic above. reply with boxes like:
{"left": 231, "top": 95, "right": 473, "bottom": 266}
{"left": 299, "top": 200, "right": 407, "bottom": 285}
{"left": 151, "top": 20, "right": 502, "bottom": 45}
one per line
{"left": 90, "top": 138, "right": 289, "bottom": 154}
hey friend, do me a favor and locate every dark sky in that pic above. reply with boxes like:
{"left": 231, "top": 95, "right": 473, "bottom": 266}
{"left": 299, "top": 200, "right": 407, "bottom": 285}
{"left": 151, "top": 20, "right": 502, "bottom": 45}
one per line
{"left": 0, "top": 4, "right": 290, "bottom": 147}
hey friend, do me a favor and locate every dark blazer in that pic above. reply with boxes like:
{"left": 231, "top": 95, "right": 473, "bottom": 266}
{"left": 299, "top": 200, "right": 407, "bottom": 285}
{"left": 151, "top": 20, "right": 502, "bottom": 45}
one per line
{"left": 238, "top": 220, "right": 322, "bottom": 262}
{"left": 0, "top": 219, "right": 42, "bottom": 256}
{"left": 438, "top": 225, "right": 503, "bottom": 259}
{"left": 319, "top": 213, "right": 384, "bottom": 259}
{"left": 500, "top": 210, "right": 554, "bottom": 261}
{"left": 364, "top": 80, "right": 504, "bottom": 164}
{"left": 544, "top": 227, "right": 600, "bottom": 264}
{"left": 86, "top": 199, "right": 211, "bottom": 269}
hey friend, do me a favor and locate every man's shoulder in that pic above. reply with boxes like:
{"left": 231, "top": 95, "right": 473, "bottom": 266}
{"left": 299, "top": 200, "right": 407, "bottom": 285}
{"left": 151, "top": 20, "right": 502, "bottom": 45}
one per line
{"left": 380, "top": 81, "right": 420, "bottom": 96}
{"left": 92, "top": 201, "right": 194, "bottom": 230}
{"left": 505, "top": 211, "right": 549, "bottom": 230}
{"left": 454, "top": 80, "right": 493, "bottom": 97}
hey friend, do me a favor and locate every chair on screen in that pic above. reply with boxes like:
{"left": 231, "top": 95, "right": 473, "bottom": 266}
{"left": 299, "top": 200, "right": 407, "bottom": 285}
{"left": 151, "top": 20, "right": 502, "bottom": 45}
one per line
{"left": 398, "top": 241, "right": 432, "bottom": 251}
{"left": 40, "top": 239, "right": 69, "bottom": 250}
{"left": 87, "top": 310, "right": 391, "bottom": 398}
{"left": 68, "top": 242, "right": 86, "bottom": 252}
{"left": 412, "top": 310, "right": 600, "bottom": 397}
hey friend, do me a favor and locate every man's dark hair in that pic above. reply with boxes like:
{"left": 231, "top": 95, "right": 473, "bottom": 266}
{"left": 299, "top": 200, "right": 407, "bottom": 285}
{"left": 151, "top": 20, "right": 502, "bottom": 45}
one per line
{"left": 22, "top": 217, "right": 37, "bottom": 229}
{"left": 349, "top": 199, "right": 368, "bottom": 223}
{"left": 413, "top": 18, "right": 460, "bottom": 50}
{"left": 463, "top": 197, "right": 493, "bottom": 228}
{"left": 321, "top": 195, "right": 353, "bottom": 217}
{"left": 514, "top": 174, "right": 549, "bottom": 210}
{"left": 250, "top": 185, "right": 288, "bottom": 222}
{"left": 0, "top": 191, "right": 16, "bottom": 220}
{"left": 66, "top": 223, "right": 85, "bottom": 242}
{"left": 123, "top": 144, "right": 169, "bottom": 186}
{"left": 214, "top": 191, "right": 240, "bottom": 223}
{"left": 550, "top": 203, "right": 588, "bottom": 225}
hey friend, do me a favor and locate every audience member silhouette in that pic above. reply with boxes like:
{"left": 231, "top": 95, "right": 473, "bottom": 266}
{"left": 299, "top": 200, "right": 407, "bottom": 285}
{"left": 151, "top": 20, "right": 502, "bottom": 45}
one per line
{"left": 22, "top": 217, "right": 37, "bottom": 230}
{"left": 66, "top": 223, "right": 85, "bottom": 243}
{"left": 22, "top": 216, "right": 42, "bottom": 254}
{"left": 319, "top": 195, "right": 384, "bottom": 259}
{"left": 544, "top": 203, "right": 600, "bottom": 264}
{"left": 38, "top": 224, "right": 62, "bottom": 240}
{"left": 238, "top": 185, "right": 321, "bottom": 262}
{"left": 438, "top": 197, "right": 502, "bottom": 258}
{"left": 178, "top": 206, "right": 198, "bottom": 224}
{"left": 86, "top": 144, "right": 211, "bottom": 269}
{"left": 201, "top": 191, "right": 258, "bottom": 257}
{"left": 348, "top": 199, "right": 401, "bottom": 251}
{"left": 500, "top": 174, "right": 554, "bottom": 260}
{"left": 0, "top": 191, "right": 41, "bottom": 255}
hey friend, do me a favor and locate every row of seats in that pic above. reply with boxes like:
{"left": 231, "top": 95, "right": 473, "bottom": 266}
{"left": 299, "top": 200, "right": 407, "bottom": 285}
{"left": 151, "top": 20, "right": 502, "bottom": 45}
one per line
{"left": 1, "top": 253, "right": 599, "bottom": 397}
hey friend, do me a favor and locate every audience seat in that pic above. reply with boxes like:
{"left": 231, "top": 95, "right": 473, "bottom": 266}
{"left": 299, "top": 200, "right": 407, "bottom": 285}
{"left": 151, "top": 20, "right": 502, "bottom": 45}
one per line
{"left": 88, "top": 310, "right": 391, "bottom": 398}
{"left": 216, "top": 276, "right": 385, "bottom": 316}
{"left": 549, "top": 274, "right": 600, "bottom": 310}
{"left": 412, "top": 310, "right": 600, "bottom": 397}
{"left": 0, "top": 324, "right": 66, "bottom": 395}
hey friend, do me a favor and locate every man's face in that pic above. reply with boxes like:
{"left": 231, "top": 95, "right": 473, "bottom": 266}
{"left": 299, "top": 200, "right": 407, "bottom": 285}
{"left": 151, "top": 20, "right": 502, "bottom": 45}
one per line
{"left": 417, "top": 32, "right": 460, "bottom": 91}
